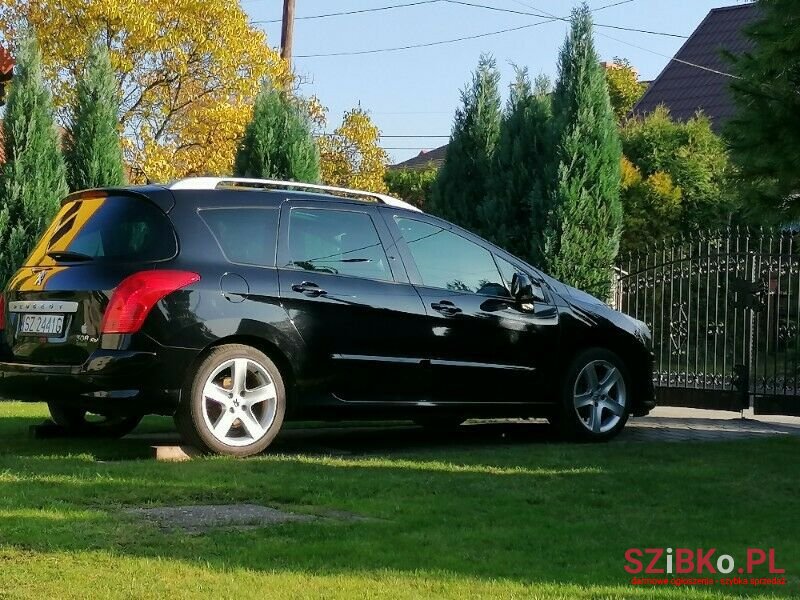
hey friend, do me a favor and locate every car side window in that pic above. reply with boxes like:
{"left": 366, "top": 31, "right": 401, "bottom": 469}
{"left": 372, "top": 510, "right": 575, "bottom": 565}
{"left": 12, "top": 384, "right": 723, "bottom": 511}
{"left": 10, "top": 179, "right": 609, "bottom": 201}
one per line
{"left": 288, "top": 208, "right": 392, "bottom": 282}
{"left": 394, "top": 216, "right": 507, "bottom": 296}
{"left": 200, "top": 207, "right": 279, "bottom": 266}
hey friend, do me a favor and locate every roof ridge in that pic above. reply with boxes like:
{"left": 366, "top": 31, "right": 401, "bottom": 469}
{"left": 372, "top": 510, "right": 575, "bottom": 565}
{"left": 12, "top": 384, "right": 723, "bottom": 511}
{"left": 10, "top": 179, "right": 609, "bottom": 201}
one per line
{"left": 708, "top": 3, "right": 759, "bottom": 14}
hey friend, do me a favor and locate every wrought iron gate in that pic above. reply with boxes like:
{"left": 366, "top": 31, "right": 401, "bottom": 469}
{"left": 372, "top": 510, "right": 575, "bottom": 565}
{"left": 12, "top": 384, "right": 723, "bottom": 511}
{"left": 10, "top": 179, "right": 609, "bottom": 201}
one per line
{"left": 615, "top": 228, "right": 800, "bottom": 415}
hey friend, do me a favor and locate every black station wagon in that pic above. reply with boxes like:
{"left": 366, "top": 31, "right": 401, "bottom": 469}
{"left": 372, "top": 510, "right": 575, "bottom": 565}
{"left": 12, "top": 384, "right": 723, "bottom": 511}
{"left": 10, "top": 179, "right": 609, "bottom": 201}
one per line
{"left": 0, "top": 178, "right": 655, "bottom": 456}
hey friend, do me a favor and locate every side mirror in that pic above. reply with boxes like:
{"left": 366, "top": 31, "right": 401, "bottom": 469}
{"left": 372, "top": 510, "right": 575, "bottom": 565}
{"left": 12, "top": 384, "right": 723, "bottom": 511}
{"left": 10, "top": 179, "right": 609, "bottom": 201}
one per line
{"left": 511, "top": 272, "right": 534, "bottom": 302}
{"left": 511, "top": 272, "right": 545, "bottom": 303}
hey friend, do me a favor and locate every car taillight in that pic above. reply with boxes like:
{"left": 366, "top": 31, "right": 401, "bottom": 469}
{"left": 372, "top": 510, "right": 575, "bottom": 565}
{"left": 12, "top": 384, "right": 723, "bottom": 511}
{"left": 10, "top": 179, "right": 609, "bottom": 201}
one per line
{"left": 100, "top": 270, "right": 200, "bottom": 334}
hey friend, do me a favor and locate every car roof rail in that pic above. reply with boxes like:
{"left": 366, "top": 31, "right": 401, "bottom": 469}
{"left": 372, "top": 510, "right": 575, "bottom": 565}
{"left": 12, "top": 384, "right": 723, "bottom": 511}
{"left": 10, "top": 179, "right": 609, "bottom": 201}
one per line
{"left": 168, "top": 177, "right": 422, "bottom": 212}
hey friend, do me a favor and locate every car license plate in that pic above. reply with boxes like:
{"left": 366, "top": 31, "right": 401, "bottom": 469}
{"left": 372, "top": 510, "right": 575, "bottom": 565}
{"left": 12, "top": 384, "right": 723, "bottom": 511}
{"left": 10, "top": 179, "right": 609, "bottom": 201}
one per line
{"left": 19, "top": 314, "right": 64, "bottom": 336}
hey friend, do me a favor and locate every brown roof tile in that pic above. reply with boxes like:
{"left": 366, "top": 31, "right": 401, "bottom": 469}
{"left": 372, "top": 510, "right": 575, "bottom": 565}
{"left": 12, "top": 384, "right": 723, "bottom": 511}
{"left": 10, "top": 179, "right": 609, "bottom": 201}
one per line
{"left": 389, "top": 144, "right": 448, "bottom": 170}
{"left": 631, "top": 4, "right": 761, "bottom": 131}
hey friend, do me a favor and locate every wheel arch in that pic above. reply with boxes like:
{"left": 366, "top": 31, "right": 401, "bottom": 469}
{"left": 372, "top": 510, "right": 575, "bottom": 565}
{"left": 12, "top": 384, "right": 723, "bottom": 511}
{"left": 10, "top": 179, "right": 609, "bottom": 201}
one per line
{"left": 187, "top": 334, "right": 298, "bottom": 404}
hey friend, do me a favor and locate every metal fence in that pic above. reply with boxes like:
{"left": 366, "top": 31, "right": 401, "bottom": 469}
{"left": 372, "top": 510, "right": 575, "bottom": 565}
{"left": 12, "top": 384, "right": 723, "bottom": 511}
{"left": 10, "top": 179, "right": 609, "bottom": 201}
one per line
{"left": 614, "top": 228, "right": 800, "bottom": 416}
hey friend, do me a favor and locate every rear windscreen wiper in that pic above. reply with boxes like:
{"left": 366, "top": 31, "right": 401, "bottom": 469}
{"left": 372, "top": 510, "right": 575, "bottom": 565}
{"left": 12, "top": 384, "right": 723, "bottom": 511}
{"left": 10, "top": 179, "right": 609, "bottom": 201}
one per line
{"left": 46, "top": 250, "right": 94, "bottom": 262}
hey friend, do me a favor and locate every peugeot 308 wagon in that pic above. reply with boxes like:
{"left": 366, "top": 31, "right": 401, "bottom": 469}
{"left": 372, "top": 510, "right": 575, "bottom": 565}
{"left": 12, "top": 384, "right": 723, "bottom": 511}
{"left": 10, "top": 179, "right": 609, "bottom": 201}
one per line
{"left": 0, "top": 178, "right": 655, "bottom": 456}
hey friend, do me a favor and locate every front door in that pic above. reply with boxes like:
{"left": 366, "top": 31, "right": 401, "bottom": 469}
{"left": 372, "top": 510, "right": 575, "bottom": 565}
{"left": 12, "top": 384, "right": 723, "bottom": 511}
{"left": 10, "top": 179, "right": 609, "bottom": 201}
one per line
{"left": 386, "top": 213, "right": 559, "bottom": 404}
{"left": 277, "top": 202, "right": 429, "bottom": 403}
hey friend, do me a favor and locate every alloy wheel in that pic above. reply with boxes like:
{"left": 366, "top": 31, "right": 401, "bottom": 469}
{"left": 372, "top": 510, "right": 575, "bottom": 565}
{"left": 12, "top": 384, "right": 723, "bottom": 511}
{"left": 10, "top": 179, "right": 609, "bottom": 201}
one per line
{"left": 572, "top": 359, "right": 626, "bottom": 434}
{"left": 201, "top": 358, "right": 278, "bottom": 447}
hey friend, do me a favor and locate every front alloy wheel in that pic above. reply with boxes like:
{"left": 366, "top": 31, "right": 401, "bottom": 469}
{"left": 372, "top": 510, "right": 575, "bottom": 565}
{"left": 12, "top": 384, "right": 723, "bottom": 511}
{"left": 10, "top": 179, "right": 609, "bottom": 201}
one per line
{"left": 572, "top": 359, "right": 626, "bottom": 434}
{"left": 176, "top": 344, "right": 286, "bottom": 456}
{"left": 556, "top": 348, "right": 630, "bottom": 441}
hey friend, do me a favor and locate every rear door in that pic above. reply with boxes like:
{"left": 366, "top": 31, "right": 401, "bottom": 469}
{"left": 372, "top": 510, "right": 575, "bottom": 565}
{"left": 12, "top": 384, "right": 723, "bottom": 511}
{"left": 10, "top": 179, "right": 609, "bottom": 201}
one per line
{"left": 2, "top": 192, "right": 177, "bottom": 365}
{"left": 277, "top": 201, "right": 429, "bottom": 403}
{"left": 385, "top": 212, "right": 559, "bottom": 404}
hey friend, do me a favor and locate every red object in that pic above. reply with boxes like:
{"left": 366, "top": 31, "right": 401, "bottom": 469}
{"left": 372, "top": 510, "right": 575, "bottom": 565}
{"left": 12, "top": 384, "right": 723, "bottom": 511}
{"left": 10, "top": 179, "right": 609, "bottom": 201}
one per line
{"left": 101, "top": 271, "right": 200, "bottom": 334}
{"left": 0, "top": 47, "right": 13, "bottom": 79}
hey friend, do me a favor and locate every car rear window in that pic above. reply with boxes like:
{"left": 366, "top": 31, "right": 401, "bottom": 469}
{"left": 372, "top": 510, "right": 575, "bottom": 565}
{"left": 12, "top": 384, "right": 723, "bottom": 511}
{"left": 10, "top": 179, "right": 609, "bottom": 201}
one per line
{"left": 27, "top": 195, "right": 177, "bottom": 265}
{"left": 199, "top": 207, "right": 279, "bottom": 266}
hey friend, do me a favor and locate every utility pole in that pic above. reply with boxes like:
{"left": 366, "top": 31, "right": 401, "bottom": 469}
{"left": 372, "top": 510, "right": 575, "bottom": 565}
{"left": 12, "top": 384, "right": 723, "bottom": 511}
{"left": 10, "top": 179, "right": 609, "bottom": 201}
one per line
{"left": 280, "top": 0, "right": 295, "bottom": 68}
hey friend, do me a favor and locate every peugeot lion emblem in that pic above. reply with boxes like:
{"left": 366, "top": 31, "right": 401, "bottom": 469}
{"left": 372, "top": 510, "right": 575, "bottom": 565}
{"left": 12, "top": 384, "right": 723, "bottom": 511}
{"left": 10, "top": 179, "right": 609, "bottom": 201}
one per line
{"left": 35, "top": 271, "right": 46, "bottom": 286}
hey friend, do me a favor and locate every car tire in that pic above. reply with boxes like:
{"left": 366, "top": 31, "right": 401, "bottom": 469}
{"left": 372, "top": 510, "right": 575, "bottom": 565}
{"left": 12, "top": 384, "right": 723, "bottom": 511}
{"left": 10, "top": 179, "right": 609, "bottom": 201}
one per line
{"left": 47, "top": 403, "right": 143, "bottom": 438}
{"left": 555, "top": 347, "right": 630, "bottom": 442}
{"left": 175, "top": 344, "right": 286, "bottom": 457}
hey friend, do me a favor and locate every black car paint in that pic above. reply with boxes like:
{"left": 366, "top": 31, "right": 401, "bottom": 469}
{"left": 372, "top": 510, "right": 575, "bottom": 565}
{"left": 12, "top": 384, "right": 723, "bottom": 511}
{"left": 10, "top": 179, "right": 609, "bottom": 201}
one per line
{"left": 0, "top": 186, "right": 655, "bottom": 420}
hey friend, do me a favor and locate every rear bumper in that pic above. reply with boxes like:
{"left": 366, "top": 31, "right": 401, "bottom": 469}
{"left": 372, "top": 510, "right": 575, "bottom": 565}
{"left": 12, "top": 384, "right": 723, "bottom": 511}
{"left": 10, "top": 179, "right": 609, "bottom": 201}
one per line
{"left": 0, "top": 347, "right": 195, "bottom": 415}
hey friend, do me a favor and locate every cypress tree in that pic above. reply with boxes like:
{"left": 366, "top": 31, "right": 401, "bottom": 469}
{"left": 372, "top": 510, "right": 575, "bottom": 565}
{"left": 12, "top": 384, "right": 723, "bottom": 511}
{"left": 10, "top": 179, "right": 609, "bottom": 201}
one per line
{"left": 0, "top": 34, "right": 68, "bottom": 285}
{"left": 235, "top": 84, "right": 320, "bottom": 182}
{"left": 65, "top": 43, "right": 126, "bottom": 191}
{"left": 430, "top": 54, "right": 501, "bottom": 233}
{"left": 544, "top": 4, "right": 622, "bottom": 299}
{"left": 726, "top": 0, "right": 800, "bottom": 217}
{"left": 480, "top": 68, "right": 552, "bottom": 264}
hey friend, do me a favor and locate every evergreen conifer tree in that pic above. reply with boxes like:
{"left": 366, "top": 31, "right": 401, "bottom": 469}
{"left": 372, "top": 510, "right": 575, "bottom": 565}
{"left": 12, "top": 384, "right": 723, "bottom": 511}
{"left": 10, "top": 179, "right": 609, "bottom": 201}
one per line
{"left": 0, "top": 34, "right": 68, "bottom": 285}
{"left": 65, "top": 43, "right": 126, "bottom": 191}
{"left": 429, "top": 54, "right": 501, "bottom": 233}
{"left": 235, "top": 85, "right": 320, "bottom": 182}
{"left": 544, "top": 4, "right": 623, "bottom": 299}
{"left": 727, "top": 0, "right": 800, "bottom": 216}
{"left": 480, "top": 68, "right": 552, "bottom": 264}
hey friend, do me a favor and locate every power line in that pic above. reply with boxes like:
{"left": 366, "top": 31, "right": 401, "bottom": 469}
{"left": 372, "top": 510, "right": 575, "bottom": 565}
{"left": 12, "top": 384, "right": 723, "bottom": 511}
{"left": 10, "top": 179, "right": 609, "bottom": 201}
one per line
{"left": 593, "top": 0, "right": 638, "bottom": 11}
{"left": 507, "top": 0, "right": 737, "bottom": 79}
{"left": 596, "top": 30, "right": 740, "bottom": 80}
{"left": 442, "top": 0, "right": 687, "bottom": 39}
{"left": 296, "top": 17, "right": 559, "bottom": 57}
{"left": 507, "top": 0, "right": 636, "bottom": 13}
{"left": 251, "top": 0, "right": 442, "bottom": 24}
{"left": 379, "top": 135, "right": 450, "bottom": 138}
{"left": 293, "top": 0, "right": 677, "bottom": 58}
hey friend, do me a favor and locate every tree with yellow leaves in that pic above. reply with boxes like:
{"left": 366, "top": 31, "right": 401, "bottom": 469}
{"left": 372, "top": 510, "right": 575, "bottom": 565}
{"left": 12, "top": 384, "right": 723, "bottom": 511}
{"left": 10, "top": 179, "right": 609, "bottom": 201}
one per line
{"left": 0, "top": 0, "right": 291, "bottom": 182}
{"left": 319, "top": 107, "right": 388, "bottom": 193}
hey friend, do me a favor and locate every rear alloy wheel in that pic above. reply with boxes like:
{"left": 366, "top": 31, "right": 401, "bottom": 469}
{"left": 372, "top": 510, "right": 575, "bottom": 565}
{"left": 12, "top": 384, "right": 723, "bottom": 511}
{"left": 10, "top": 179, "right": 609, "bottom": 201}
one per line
{"left": 556, "top": 348, "right": 630, "bottom": 441}
{"left": 47, "top": 403, "right": 143, "bottom": 438}
{"left": 176, "top": 344, "right": 286, "bottom": 457}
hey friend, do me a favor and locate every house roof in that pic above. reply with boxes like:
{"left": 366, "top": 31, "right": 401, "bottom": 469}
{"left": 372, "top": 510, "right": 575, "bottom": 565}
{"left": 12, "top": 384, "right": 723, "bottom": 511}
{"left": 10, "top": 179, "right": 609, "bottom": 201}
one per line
{"left": 389, "top": 144, "right": 448, "bottom": 171}
{"left": 631, "top": 3, "right": 761, "bottom": 131}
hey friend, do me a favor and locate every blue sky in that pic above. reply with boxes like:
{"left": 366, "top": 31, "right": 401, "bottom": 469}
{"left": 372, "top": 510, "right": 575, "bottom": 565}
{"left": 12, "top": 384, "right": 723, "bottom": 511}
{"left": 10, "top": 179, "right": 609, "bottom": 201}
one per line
{"left": 244, "top": 0, "right": 744, "bottom": 164}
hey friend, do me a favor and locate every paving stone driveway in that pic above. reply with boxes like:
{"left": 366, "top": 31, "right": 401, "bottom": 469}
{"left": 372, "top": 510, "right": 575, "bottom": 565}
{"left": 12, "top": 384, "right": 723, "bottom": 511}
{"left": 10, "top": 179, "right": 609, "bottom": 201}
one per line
{"left": 619, "top": 406, "right": 800, "bottom": 443}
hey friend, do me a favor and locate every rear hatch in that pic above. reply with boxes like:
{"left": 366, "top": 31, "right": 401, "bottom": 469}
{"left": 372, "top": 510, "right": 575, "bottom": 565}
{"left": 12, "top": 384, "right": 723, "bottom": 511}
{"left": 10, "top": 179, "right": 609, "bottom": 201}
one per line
{"left": 2, "top": 192, "right": 178, "bottom": 365}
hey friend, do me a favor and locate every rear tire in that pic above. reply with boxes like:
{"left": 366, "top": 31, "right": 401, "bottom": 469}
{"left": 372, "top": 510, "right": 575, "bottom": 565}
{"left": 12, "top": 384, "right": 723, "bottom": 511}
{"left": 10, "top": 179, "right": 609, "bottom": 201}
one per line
{"left": 554, "top": 348, "right": 630, "bottom": 442}
{"left": 46, "top": 403, "right": 143, "bottom": 438}
{"left": 175, "top": 344, "right": 286, "bottom": 457}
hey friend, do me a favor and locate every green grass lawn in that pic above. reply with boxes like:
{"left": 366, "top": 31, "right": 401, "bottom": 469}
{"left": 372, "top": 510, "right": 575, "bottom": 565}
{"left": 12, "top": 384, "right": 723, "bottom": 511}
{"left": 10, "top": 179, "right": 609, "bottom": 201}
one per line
{"left": 0, "top": 401, "right": 797, "bottom": 599}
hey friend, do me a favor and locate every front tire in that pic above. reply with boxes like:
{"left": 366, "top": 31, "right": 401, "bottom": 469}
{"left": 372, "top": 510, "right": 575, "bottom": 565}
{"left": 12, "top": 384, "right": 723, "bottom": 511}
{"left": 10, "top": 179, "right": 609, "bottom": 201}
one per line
{"left": 175, "top": 344, "right": 286, "bottom": 457}
{"left": 47, "top": 403, "right": 143, "bottom": 438}
{"left": 554, "top": 348, "right": 630, "bottom": 441}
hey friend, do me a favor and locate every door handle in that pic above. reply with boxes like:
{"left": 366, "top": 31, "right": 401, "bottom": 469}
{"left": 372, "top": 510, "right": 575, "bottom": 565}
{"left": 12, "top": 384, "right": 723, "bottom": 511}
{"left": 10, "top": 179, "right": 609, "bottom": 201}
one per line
{"left": 292, "top": 281, "right": 327, "bottom": 297}
{"left": 431, "top": 300, "right": 462, "bottom": 316}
